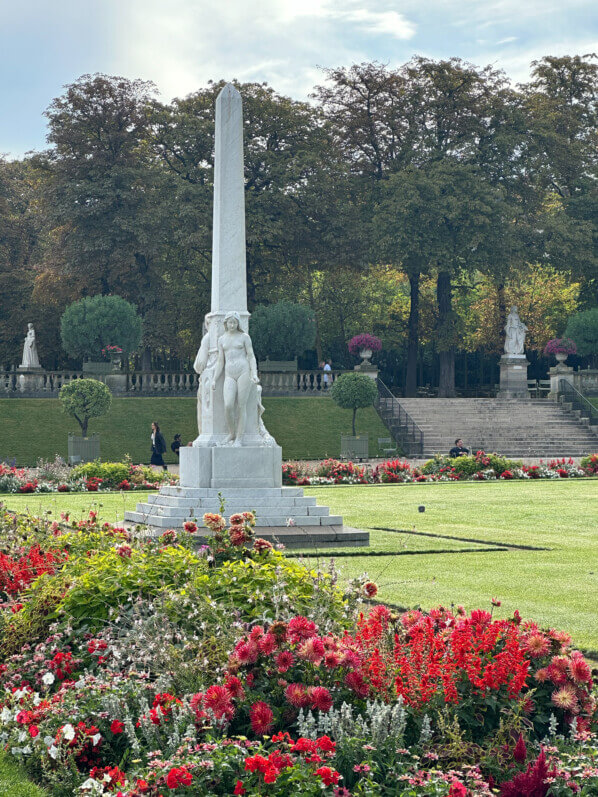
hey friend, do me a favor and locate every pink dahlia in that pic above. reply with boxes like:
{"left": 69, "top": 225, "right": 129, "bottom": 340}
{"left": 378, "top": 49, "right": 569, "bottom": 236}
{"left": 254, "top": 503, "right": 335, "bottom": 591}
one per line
{"left": 249, "top": 701, "right": 274, "bottom": 735}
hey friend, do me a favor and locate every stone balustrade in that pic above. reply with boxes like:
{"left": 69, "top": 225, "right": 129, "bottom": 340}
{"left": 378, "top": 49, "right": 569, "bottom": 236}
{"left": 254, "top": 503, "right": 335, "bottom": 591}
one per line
{"left": 0, "top": 368, "right": 349, "bottom": 397}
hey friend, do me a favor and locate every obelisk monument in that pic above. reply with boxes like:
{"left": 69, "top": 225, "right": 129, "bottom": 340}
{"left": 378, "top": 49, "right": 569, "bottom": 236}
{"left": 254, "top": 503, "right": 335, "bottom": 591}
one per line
{"left": 124, "top": 84, "right": 367, "bottom": 547}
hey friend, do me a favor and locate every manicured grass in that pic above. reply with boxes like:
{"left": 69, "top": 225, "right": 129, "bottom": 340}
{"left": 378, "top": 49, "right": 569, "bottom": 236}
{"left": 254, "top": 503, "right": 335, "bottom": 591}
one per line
{"left": 0, "top": 397, "right": 389, "bottom": 465}
{"left": 3, "top": 480, "right": 598, "bottom": 650}
{"left": 0, "top": 752, "right": 48, "bottom": 796}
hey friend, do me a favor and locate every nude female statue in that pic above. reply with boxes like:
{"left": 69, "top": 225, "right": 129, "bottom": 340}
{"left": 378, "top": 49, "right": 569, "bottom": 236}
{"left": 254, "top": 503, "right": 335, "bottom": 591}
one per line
{"left": 211, "top": 311, "right": 259, "bottom": 446}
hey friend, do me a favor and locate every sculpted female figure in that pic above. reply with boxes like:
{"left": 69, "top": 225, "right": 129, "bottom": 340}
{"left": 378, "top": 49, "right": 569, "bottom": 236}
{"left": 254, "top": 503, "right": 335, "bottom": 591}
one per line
{"left": 211, "top": 312, "right": 259, "bottom": 446}
{"left": 504, "top": 306, "right": 528, "bottom": 356}
{"left": 21, "top": 323, "right": 41, "bottom": 369}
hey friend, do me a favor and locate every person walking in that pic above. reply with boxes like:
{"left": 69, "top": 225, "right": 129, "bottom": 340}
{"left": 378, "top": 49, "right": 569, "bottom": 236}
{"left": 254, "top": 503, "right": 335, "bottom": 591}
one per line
{"left": 150, "top": 422, "right": 168, "bottom": 472}
{"left": 322, "top": 359, "right": 332, "bottom": 390}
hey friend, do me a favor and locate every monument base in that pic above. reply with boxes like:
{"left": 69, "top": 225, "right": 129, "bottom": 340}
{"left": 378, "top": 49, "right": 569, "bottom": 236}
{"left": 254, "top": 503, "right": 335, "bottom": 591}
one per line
{"left": 123, "top": 446, "right": 368, "bottom": 547}
{"left": 180, "top": 445, "right": 282, "bottom": 489}
{"left": 497, "top": 356, "right": 529, "bottom": 399}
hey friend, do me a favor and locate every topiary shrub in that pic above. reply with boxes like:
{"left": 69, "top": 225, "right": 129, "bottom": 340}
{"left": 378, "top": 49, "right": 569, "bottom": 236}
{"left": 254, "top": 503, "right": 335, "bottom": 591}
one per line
{"left": 60, "top": 294, "right": 142, "bottom": 362}
{"left": 249, "top": 301, "right": 316, "bottom": 361}
{"left": 330, "top": 372, "right": 378, "bottom": 435}
{"left": 59, "top": 379, "right": 112, "bottom": 436}
{"left": 565, "top": 308, "right": 598, "bottom": 367}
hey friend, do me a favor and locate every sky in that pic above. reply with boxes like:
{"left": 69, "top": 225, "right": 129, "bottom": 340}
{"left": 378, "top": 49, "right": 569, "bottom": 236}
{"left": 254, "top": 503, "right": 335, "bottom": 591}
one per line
{"left": 1, "top": 0, "right": 597, "bottom": 158}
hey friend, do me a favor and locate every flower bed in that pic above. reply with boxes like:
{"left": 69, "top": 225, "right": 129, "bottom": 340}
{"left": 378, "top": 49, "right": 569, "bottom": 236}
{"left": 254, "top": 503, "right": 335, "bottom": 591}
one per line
{"left": 282, "top": 453, "right": 597, "bottom": 485}
{"left": 0, "top": 506, "right": 597, "bottom": 795}
{"left": 0, "top": 458, "right": 176, "bottom": 494}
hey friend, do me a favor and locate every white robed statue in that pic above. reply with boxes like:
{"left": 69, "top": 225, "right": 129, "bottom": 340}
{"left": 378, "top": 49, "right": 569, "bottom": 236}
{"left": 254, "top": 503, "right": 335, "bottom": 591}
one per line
{"left": 20, "top": 323, "right": 41, "bottom": 369}
{"left": 504, "top": 306, "right": 527, "bottom": 356}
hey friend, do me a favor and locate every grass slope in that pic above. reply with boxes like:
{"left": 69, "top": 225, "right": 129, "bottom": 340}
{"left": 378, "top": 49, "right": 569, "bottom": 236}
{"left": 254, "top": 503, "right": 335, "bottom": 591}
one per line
{"left": 0, "top": 397, "right": 389, "bottom": 465}
{"left": 3, "top": 480, "right": 598, "bottom": 650}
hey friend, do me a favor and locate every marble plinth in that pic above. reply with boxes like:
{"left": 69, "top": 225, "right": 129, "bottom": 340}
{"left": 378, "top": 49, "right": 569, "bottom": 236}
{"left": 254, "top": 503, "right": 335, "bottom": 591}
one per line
{"left": 497, "top": 355, "right": 529, "bottom": 399}
{"left": 180, "top": 445, "right": 282, "bottom": 489}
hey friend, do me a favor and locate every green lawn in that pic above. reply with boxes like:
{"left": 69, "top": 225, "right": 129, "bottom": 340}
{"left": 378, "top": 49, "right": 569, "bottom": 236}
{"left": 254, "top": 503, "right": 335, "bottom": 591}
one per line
{"left": 3, "top": 479, "right": 598, "bottom": 651}
{"left": 0, "top": 753, "right": 48, "bottom": 797}
{"left": 0, "top": 397, "right": 389, "bottom": 465}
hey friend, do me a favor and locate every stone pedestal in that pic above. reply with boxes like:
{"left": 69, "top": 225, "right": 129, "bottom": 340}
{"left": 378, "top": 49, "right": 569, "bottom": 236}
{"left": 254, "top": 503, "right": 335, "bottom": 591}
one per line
{"left": 548, "top": 363, "right": 574, "bottom": 400}
{"left": 104, "top": 373, "right": 127, "bottom": 394}
{"left": 180, "top": 445, "right": 282, "bottom": 489}
{"left": 17, "top": 367, "right": 45, "bottom": 393}
{"left": 497, "top": 355, "right": 529, "bottom": 399}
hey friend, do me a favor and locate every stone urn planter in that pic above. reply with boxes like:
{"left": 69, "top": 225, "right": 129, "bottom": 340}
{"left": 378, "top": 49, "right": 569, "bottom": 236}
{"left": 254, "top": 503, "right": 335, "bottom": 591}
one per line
{"left": 359, "top": 348, "right": 373, "bottom": 364}
{"left": 555, "top": 352, "right": 568, "bottom": 364}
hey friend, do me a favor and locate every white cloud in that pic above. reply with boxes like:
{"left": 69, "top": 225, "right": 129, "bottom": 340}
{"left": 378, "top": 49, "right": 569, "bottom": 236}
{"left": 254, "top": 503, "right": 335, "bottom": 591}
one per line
{"left": 497, "top": 36, "right": 518, "bottom": 45}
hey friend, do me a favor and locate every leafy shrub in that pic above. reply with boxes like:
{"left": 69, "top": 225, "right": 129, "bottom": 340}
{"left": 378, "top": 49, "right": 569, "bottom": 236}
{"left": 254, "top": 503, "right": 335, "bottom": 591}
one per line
{"left": 249, "top": 301, "right": 316, "bottom": 361}
{"left": 70, "top": 461, "right": 130, "bottom": 487}
{"left": 60, "top": 294, "right": 142, "bottom": 361}
{"left": 580, "top": 453, "right": 598, "bottom": 474}
{"left": 59, "top": 379, "right": 112, "bottom": 436}
{"left": 422, "top": 451, "right": 521, "bottom": 477}
{"left": 565, "top": 307, "right": 598, "bottom": 366}
{"left": 330, "top": 372, "right": 378, "bottom": 435}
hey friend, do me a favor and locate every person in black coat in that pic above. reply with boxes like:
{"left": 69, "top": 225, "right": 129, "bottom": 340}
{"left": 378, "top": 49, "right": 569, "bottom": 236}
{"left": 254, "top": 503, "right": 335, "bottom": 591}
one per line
{"left": 150, "top": 422, "right": 168, "bottom": 471}
{"left": 449, "top": 438, "right": 470, "bottom": 458}
{"left": 171, "top": 433, "right": 182, "bottom": 459}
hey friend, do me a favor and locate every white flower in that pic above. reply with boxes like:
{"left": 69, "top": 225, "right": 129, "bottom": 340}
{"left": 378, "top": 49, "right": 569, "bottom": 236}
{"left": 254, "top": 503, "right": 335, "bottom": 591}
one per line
{"left": 48, "top": 744, "right": 59, "bottom": 759}
{"left": 62, "top": 723, "right": 75, "bottom": 741}
{"left": 33, "top": 694, "right": 41, "bottom": 706}
{"left": 13, "top": 688, "right": 28, "bottom": 699}
{"left": 42, "top": 672, "right": 55, "bottom": 686}
{"left": 286, "top": 517, "right": 296, "bottom": 527}
{"left": 75, "top": 678, "right": 85, "bottom": 688}
{"left": 18, "top": 730, "right": 27, "bottom": 742}
{"left": 92, "top": 733, "right": 102, "bottom": 746}
{"left": 1, "top": 706, "right": 13, "bottom": 723}
{"left": 44, "top": 735, "right": 54, "bottom": 746}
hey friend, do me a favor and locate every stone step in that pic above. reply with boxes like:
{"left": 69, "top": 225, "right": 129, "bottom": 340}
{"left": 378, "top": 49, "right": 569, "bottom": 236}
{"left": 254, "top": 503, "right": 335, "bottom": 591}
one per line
{"left": 133, "top": 502, "right": 330, "bottom": 518}
{"left": 123, "top": 511, "right": 343, "bottom": 529}
{"left": 131, "top": 525, "right": 370, "bottom": 549}
{"left": 145, "top": 494, "right": 317, "bottom": 509}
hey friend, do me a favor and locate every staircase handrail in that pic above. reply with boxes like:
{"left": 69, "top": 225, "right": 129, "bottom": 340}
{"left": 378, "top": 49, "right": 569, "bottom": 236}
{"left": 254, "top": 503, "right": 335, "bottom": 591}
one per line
{"left": 376, "top": 379, "right": 424, "bottom": 457}
{"left": 558, "top": 379, "right": 598, "bottom": 424}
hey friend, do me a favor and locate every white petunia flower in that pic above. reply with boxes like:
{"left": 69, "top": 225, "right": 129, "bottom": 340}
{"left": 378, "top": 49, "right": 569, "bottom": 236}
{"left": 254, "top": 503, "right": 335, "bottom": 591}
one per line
{"left": 42, "top": 672, "right": 55, "bottom": 686}
{"left": 92, "top": 733, "right": 102, "bottom": 746}
{"left": 62, "top": 723, "right": 75, "bottom": 741}
{"left": 1, "top": 706, "right": 13, "bottom": 722}
{"left": 48, "top": 745, "right": 59, "bottom": 759}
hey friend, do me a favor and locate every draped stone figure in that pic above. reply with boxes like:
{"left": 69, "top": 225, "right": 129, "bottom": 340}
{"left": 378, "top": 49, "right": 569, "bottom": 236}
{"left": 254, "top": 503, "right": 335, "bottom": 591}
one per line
{"left": 20, "top": 323, "right": 41, "bottom": 369}
{"left": 504, "top": 306, "right": 527, "bottom": 356}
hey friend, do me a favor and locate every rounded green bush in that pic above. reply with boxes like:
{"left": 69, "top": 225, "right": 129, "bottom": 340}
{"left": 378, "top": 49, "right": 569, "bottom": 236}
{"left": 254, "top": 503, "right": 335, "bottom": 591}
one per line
{"left": 61, "top": 294, "right": 142, "bottom": 362}
{"left": 249, "top": 301, "right": 316, "bottom": 361}
{"left": 59, "top": 378, "right": 112, "bottom": 436}
{"left": 330, "top": 372, "right": 378, "bottom": 435}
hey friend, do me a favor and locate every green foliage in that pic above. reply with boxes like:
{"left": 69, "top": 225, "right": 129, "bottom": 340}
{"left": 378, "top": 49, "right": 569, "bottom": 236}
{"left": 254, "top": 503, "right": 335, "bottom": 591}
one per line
{"left": 60, "top": 294, "right": 142, "bottom": 361}
{"left": 59, "top": 379, "right": 112, "bottom": 436}
{"left": 207, "top": 552, "right": 349, "bottom": 625}
{"left": 70, "top": 460, "right": 129, "bottom": 486}
{"left": 421, "top": 452, "right": 522, "bottom": 477}
{"left": 330, "top": 372, "right": 378, "bottom": 434}
{"left": 57, "top": 546, "right": 208, "bottom": 633}
{"left": 250, "top": 300, "right": 316, "bottom": 361}
{"left": 565, "top": 308, "right": 598, "bottom": 363}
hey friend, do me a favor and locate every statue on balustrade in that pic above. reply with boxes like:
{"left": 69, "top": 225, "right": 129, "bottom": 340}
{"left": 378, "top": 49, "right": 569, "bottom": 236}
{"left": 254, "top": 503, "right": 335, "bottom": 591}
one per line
{"left": 20, "top": 323, "right": 41, "bottom": 369}
{"left": 504, "top": 306, "right": 528, "bottom": 356}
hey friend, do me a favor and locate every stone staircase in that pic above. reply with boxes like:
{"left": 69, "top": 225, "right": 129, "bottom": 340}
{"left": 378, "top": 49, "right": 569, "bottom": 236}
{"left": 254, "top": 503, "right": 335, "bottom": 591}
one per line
{"left": 379, "top": 397, "right": 598, "bottom": 458}
{"left": 124, "top": 486, "right": 369, "bottom": 548}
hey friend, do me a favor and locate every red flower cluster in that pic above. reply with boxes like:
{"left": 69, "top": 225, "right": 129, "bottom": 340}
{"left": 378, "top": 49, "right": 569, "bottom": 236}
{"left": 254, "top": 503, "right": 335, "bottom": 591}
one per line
{"left": 165, "top": 766, "right": 193, "bottom": 789}
{"left": 18, "top": 480, "right": 38, "bottom": 493}
{"left": 0, "top": 545, "right": 67, "bottom": 595}
{"left": 374, "top": 459, "right": 415, "bottom": 483}
{"left": 86, "top": 477, "right": 103, "bottom": 491}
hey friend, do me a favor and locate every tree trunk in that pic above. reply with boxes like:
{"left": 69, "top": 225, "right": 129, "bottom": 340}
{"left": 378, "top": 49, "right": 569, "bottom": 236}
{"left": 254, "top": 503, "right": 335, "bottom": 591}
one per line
{"left": 352, "top": 407, "right": 357, "bottom": 436}
{"left": 437, "top": 270, "right": 455, "bottom": 397}
{"left": 405, "top": 270, "right": 420, "bottom": 397}
{"left": 142, "top": 346, "right": 152, "bottom": 371}
{"left": 81, "top": 417, "right": 88, "bottom": 436}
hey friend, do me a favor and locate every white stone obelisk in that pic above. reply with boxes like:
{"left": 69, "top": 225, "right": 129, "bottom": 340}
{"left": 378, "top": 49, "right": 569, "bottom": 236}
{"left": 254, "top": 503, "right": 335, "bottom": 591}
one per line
{"left": 211, "top": 84, "right": 247, "bottom": 316}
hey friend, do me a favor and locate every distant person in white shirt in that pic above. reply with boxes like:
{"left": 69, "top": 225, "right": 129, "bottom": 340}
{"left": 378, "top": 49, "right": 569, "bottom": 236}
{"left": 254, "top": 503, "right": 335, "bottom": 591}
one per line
{"left": 323, "top": 360, "right": 332, "bottom": 390}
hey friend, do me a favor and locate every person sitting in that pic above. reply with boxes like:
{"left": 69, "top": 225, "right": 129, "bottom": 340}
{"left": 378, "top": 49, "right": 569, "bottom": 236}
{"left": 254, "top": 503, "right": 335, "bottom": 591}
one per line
{"left": 170, "top": 433, "right": 182, "bottom": 458}
{"left": 449, "top": 438, "right": 469, "bottom": 458}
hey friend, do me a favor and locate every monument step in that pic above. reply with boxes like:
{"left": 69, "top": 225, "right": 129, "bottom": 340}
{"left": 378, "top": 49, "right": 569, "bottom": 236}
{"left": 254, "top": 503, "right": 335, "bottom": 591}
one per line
{"left": 145, "top": 494, "right": 317, "bottom": 509}
{"left": 159, "top": 485, "right": 305, "bottom": 498}
{"left": 132, "top": 525, "right": 370, "bottom": 549}
{"left": 133, "top": 502, "right": 330, "bottom": 519}
{"left": 123, "top": 511, "right": 343, "bottom": 529}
